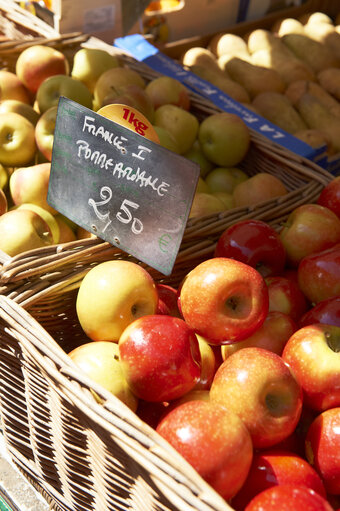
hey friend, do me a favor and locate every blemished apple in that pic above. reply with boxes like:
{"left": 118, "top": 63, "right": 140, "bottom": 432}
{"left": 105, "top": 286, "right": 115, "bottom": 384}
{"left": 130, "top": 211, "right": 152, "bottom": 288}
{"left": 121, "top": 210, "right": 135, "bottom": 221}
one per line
{"left": 0, "top": 70, "right": 30, "bottom": 104}
{"left": 231, "top": 448, "right": 327, "bottom": 510}
{"left": 244, "top": 484, "right": 334, "bottom": 511}
{"left": 305, "top": 407, "right": 340, "bottom": 495}
{"left": 36, "top": 74, "right": 93, "bottom": 114}
{"left": 210, "top": 347, "right": 303, "bottom": 448}
{"left": 153, "top": 104, "right": 199, "bottom": 154}
{"left": 144, "top": 75, "right": 191, "bottom": 110}
{"left": 0, "top": 99, "right": 40, "bottom": 126}
{"left": 68, "top": 340, "right": 138, "bottom": 411}
{"left": 189, "top": 192, "right": 226, "bottom": 218}
{"left": 183, "top": 139, "right": 214, "bottom": 178}
{"left": 93, "top": 66, "right": 146, "bottom": 111}
{"left": 101, "top": 83, "right": 155, "bottom": 123}
{"left": 265, "top": 275, "right": 308, "bottom": 323}
{"left": 279, "top": 203, "right": 340, "bottom": 267}
{"left": 179, "top": 257, "right": 269, "bottom": 345}
{"left": 233, "top": 172, "right": 288, "bottom": 208}
{"left": 15, "top": 44, "right": 69, "bottom": 95}
{"left": 221, "top": 311, "right": 297, "bottom": 360}
{"left": 282, "top": 323, "right": 340, "bottom": 412}
{"left": 71, "top": 47, "right": 120, "bottom": 93}
{"left": 214, "top": 219, "right": 287, "bottom": 278}
{"left": 298, "top": 242, "right": 340, "bottom": 304}
{"left": 17, "top": 203, "right": 60, "bottom": 245}
{"left": 0, "top": 112, "right": 36, "bottom": 167}
{"left": 198, "top": 112, "right": 250, "bottom": 167}
{"left": 34, "top": 106, "right": 57, "bottom": 161}
{"left": 156, "top": 400, "right": 253, "bottom": 501}
{"left": 0, "top": 208, "right": 53, "bottom": 256}
{"left": 119, "top": 314, "right": 201, "bottom": 402}
{"left": 205, "top": 166, "right": 249, "bottom": 194}
{"left": 9, "top": 162, "right": 56, "bottom": 215}
{"left": 76, "top": 260, "right": 158, "bottom": 342}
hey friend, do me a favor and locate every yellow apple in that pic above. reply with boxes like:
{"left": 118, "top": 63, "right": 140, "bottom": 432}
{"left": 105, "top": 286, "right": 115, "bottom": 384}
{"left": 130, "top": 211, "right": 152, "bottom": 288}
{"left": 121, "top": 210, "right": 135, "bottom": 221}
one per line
{"left": 55, "top": 214, "right": 77, "bottom": 243}
{"left": 189, "top": 192, "right": 226, "bottom": 218}
{"left": 0, "top": 163, "right": 8, "bottom": 190}
{"left": 0, "top": 112, "right": 36, "bottom": 167}
{"left": 212, "top": 191, "right": 235, "bottom": 209}
{"left": 183, "top": 139, "right": 214, "bottom": 178}
{"left": 34, "top": 106, "right": 57, "bottom": 162}
{"left": 154, "top": 104, "right": 199, "bottom": 154}
{"left": 97, "top": 104, "right": 160, "bottom": 143}
{"left": 17, "top": 204, "right": 60, "bottom": 244}
{"left": 71, "top": 47, "right": 121, "bottom": 93}
{"left": 76, "top": 260, "right": 159, "bottom": 342}
{"left": 196, "top": 176, "right": 210, "bottom": 194}
{"left": 9, "top": 162, "right": 56, "bottom": 215}
{"left": 233, "top": 172, "right": 288, "bottom": 207}
{"left": 205, "top": 166, "right": 249, "bottom": 194}
{"left": 0, "top": 70, "right": 31, "bottom": 104}
{"left": 16, "top": 44, "right": 69, "bottom": 95}
{"left": 68, "top": 341, "right": 138, "bottom": 411}
{"left": 36, "top": 74, "right": 93, "bottom": 114}
{"left": 93, "top": 67, "right": 146, "bottom": 111}
{"left": 198, "top": 112, "right": 251, "bottom": 167}
{"left": 0, "top": 208, "right": 53, "bottom": 256}
{"left": 0, "top": 99, "right": 40, "bottom": 126}
{"left": 153, "top": 125, "right": 180, "bottom": 153}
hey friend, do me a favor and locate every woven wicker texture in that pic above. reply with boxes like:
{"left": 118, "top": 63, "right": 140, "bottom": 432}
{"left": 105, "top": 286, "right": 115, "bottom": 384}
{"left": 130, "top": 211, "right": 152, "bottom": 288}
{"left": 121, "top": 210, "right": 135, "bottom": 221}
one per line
{"left": 0, "top": 2, "right": 337, "bottom": 511}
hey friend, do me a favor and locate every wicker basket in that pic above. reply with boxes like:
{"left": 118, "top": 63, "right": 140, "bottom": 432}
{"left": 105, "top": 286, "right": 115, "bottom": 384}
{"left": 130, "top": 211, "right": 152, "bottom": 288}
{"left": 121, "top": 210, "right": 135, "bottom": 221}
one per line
{"left": 0, "top": 5, "right": 337, "bottom": 511}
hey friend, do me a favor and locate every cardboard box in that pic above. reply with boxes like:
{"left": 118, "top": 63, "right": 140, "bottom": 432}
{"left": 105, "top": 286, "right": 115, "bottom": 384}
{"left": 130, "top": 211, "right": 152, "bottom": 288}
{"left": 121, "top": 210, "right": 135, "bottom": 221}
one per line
{"left": 49, "top": 0, "right": 150, "bottom": 43}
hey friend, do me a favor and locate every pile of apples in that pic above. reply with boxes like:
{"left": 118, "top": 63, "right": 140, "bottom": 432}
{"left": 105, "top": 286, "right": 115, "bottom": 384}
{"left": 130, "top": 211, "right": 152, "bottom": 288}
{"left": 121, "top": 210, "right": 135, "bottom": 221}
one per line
{"left": 67, "top": 173, "right": 340, "bottom": 511}
{"left": 0, "top": 41, "right": 291, "bottom": 257}
{"left": 180, "top": 9, "right": 340, "bottom": 159}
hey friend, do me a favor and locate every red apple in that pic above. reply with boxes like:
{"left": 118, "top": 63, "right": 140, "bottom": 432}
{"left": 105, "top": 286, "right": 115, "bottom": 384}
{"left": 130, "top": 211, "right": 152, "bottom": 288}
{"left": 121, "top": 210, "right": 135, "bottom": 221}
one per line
{"left": 155, "top": 283, "right": 181, "bottom": 317}
{"left": 231, "top": 448, "right": 326, "bottom": 510}
{"left": 144, "top": 75, "right": 191, "bottom": 111}
{"left": 156, "top": 400, "right": 253, "bottom": 501}
{"left": 279, "top": 204, "right": 340, "bottom": 267}
{"left": 299, "top": 296, "right": 340, "bottom": 328}
{"left": 221, "top": 311, "right": 297, "bottom": 359}
{"left": 118, "top": 315, "right": 201, "bottom": 402}
{"left": 305, "top": 407, "right": 340, "bottom": 495}
{"left": 136, "top": 399, "right": 169, "bottom": 429}
{"left": 298, "top": 243, "right": 340, "bottom": 304}
{"left": 265, "top": 276, "right": 308, "bottom": 323}
{"left": 282, "top": 324, "right": 340, "bottom": 412}
{"left": 317, "top": 176, "right": 340, "bottom": 219}
{"left": 244, "top": 485, "right": 334, "bottom": 511}
{"left": 179, "top": 257, "right": 269, "bottom": 345}
{"left": 210, "top": 347, "right": 303, "bottom": 449}
{"left": 214, "top": 219, "right": 286, "bottom": 278}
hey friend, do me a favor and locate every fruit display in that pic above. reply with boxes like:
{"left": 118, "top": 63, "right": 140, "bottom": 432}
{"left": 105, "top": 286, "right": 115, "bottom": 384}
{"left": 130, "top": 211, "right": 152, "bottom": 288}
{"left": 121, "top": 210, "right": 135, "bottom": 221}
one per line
{"left": 0, "top": 4, "right": 340, "bottom": 511}
{"left": 168, "top": 7, "right": 340, "bottom": 169}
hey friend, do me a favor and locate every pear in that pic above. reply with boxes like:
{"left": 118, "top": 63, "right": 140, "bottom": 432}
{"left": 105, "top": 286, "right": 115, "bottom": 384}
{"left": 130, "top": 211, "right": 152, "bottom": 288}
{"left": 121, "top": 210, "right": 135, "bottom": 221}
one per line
{"left": 208, "top": 32, "right": 250, "bottom": 59}
{"left": 180, "top": 47, "right": 220, "bottom": 72}
{"left": 304, "top": 22, "right": 340, "bottom": 61}
{"left": 189, "top": 64, "right": 250, "bottom": 103}
{"left": 317, "top": 68, "right": 340, "bottom": 101}
{"left": 299, "top": 12, "right": 333, "bottom": 26}
{"left": 247, "top": 29, "right": 284, "bottom": 54}
{"left": 252, "top": 92, "right": 307, "bottom": 134}
{"left": 285, "top": 79, "right": 340, "bottom": 118}
{"left": 219, "top": 56, "right": 286, "bottom": 99}
{"left": 281, "top": 33, "right": 340, "bottom": 73}
{"left": 294, "top": 129, "right": 335, "bottom": 155}
{"left": 296, "top": 93, "right": 340, "bottom": 153}
{"left": 272, "top": 17, "right": 305, "bottom": 36}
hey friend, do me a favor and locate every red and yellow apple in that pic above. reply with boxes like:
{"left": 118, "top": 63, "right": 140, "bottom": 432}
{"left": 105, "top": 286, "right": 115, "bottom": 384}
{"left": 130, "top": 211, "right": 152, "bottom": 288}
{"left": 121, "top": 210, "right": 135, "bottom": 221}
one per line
{"left": 0, "top": 70, "right": 30, "bottom": 104}
{"left": 144, "top": 75, "right": 191, "bottom": 110}
{"left": 34, "top": 106, "right": 58, "bottom": 161}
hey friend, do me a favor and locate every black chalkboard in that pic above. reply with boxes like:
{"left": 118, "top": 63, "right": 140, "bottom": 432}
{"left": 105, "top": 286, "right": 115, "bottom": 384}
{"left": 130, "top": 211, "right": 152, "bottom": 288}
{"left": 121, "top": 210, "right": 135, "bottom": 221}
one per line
{"left": 47, "top": 97, "right": 200, "bottom": 276}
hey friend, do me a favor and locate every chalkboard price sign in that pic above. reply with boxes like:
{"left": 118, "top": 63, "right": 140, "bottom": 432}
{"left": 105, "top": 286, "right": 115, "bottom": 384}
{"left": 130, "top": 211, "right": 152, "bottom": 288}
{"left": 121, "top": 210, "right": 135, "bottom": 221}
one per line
{"left": 47, "top": 97, "right": 200, "bottom": 276}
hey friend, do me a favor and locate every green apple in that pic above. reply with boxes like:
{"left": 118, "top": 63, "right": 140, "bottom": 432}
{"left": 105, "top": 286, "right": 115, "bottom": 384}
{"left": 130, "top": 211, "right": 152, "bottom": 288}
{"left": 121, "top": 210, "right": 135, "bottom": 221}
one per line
{"left": 0, "top": 70, "right": 31, "bottom": 104}
{"left": 198, "top": 112, "right": 251, "bottom": 167}
{"left": 68, "top": 340, "right": 138, "bottom": 411}
{"left": 0, "top": 112, "right": 36, "bottom": 167}
{"left": 0, "top": 99, "right": 40, "bottom": 126}
{"left": 0, "top": 208, "right": 53, "bottom": 256}
{"left": 153, "top": 125, "right": 180, "bottom": 153}
{"left": 71, "top": 47, "right": 120, "bottom": 93}
{"left": 189, "top": 192, "right": 226, "bottom": 218}
{"left": 93, "top": 67, "right": 146, "bottom": 111}
{"left": 76, "top": 260, "right": 159, "bottom": 342}
{"left": 154, "top": 104, "right": 199, "bottom": 154}
{"left": 17, "top": 203, "right": 60, "bottom": 245}
{"left": 9, "top": 162, "right": 56, "bottom": 215}
{"left": 183, "top": 139, "right": 214, "bottom": 178}
{"left": 205, "top": 166, "right": 249, "bottom": 194}
{"left": 36, "top": 74, "right": 93, "bottom": 114}
{"left": 15, "top": 44, "right": 69, "bottom": 95}
{"left": 196, "top": 176, "right": 210, "bottom": 193}
{"left": 34, "top": 106, "right": 57, "bottom": 161}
